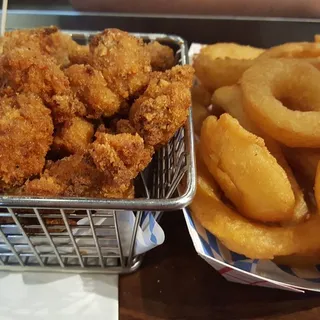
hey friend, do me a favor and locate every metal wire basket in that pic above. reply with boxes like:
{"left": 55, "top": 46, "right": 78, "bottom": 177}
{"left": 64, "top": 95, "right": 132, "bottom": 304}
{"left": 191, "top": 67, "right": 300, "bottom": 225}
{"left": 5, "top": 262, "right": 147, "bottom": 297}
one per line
{"left": 0, "top": 30, "right": 196, "bottom": 273}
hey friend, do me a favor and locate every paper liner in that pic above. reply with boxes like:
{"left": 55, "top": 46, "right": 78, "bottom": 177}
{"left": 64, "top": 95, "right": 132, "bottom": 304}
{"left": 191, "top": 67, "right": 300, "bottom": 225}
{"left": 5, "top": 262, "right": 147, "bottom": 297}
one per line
{"left": 184, "top": 208, "right": 320, "bottom": 292}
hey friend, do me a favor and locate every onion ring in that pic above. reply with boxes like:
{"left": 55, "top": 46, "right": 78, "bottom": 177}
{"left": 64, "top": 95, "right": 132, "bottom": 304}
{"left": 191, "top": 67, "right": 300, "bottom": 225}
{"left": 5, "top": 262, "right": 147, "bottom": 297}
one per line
{"left": 315, "top": 162, "right": 320, "bottom": 211}
{"left": 200, "top": 114, "right": 295, "bottom": 223}
{"left": 191, "top": 158, "right": 320, "bottom": 259}
{"left": 258, "top": 42, "right": 320, "bottom": 59}
{"left": 212, "top": 85, "right": 258, "bottom": 133}
{"left": 193, "top": 43, "right": 264, "bottom": 91}
{"left": 241, "top": 59, "right": 320, "bottom": 147}
{"left": 212, "top": 85, "right": 308, "bottom": 223}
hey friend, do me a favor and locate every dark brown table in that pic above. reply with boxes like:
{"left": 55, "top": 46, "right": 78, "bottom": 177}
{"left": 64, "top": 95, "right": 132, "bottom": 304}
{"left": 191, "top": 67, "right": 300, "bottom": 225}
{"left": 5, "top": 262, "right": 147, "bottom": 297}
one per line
{"left": 120, "top": 213, "right": 320, "bottom": 320}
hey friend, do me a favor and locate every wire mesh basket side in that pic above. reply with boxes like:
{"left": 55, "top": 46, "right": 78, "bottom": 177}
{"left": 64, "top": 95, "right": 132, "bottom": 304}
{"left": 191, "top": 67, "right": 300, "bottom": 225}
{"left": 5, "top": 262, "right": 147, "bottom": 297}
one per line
{"left": 0, "top": 207, "right": 151, "bottom": 272}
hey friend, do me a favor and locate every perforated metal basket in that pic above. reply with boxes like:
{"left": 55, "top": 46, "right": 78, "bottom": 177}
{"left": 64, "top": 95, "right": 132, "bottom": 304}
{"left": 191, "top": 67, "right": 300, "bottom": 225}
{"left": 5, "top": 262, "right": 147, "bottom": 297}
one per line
{"left": 0, "top": 31, "right": 196, "bottom": 273}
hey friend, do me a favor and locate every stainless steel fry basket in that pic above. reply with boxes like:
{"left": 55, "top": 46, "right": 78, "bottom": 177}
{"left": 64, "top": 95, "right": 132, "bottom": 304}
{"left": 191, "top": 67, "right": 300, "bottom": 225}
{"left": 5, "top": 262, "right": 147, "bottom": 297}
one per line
{"left": 0, "top": 31, "right": 196, "bottom": 273}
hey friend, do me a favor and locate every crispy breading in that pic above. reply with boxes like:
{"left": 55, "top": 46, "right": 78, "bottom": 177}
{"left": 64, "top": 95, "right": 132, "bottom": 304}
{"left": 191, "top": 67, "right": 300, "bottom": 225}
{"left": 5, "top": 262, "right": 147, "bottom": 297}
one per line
{"left": 0, "top": 48, "right": 86, "bottom": 123}
{"left": 23, "top": 153, "right": 133, "bottom": 198}
{"left": 53, "top": 117, "right": 94, "bottom": 155}
{"left": 1, "top": 26, "right": 73, "bottom": 66}
{"left": 90, "top": 28, "right": 151, "bottom": 99}
{"left": 65, "top": 64, "right": 121, "bottom": 118}
{"left": 90, "top": 132, "right": 153, "bottom": 186}
{"left": 68, "top": 43, "right": 91, "bottom": 65}
{"left": 24, "top": 132, "right": 152, "bottom": 199}
{"left": 0, "top": 93, "right": 53, "bottom": 190}
{"left": 129, "top": 65, "right": 194, "bottom": 147}
{"left": 147, "top": 41, "right": 175, "bottom": 71}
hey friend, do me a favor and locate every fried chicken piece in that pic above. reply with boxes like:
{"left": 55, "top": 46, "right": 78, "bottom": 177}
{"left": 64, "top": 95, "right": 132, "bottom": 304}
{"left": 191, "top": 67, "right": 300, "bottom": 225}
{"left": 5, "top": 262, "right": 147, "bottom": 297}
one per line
{"left": 65, "top": 64, "right": 121, "bottom": 118}
{"left": 68, "top": 43, "right": 91, "bottom": 65}
{"left": 0, "top": 48, "right": 85, "bottom": 123}
{"left": 129, "top": 65, "right": 194, "bottom": 147}
{"left": 23, "top": 154, "right": 133, "bottom": 198}
{"left": 24, "top": 132, "right": 152, "bottom": 198}
{"left": 90, "top": 28, "right": 152, "bottom": 99}
{"left": 46, "top": 30, "right": 77, "bottom": 67}
{"left": 147, "top": 41, "right": 175, "bottom": 71}
{"left": 50, "top": 94, "right": 86, "bottom": 124}
{"left": 1, "top": 26, "right": 73, "bottom": 67}
{"left": 53, "top": 117, "right": 94, "bottom": 155}
{"left": 0, "top": 48, "right": 68, "bottom": 97}
{"left": 90, "top": 132, "right": 153, "bottom": 186}
{"left": 156, "top": 64, "right": 194, "bottom": 87}
{"left": 0, "top": 93, "right": 53, "bottom": 190}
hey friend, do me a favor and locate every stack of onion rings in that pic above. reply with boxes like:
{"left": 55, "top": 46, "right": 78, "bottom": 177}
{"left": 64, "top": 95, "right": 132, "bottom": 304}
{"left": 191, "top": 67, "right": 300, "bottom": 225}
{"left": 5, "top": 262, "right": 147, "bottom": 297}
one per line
{"left": 192, "top": 36, "right": 320, "bottom": 265}
{"left": 241, "top": 59, "right": 320, "bottom": 148}
{"left": 191, "top": 161, "right": 320, "bottom": 260}
{"left": 193, "top": 43, "right": 264, "bottom": 91}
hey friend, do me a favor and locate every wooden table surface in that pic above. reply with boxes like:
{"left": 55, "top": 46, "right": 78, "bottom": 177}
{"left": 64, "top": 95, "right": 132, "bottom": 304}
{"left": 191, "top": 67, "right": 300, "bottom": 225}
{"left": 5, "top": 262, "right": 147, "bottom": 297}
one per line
{"left": 119, "top": 212, "right": 320, "bottom": 320}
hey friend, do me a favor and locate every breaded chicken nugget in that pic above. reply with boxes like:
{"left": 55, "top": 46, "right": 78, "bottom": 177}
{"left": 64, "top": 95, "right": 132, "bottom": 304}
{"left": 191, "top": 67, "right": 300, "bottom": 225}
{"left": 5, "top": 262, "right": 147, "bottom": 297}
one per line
{"left": 0, "top": 48, "right": 85, "bottom": 123}
{"left": 53, "top": 117, "right": 94, "bottom": 155}
{"left": 1, "top": 26, "right": 73, "bottom": 66}
{"left": 147, "top": 41, "right": 175, "bottom": 71}
{"left": 23, "top": 154, "right": 133, "bottom": 198}
{"left": 68, "top": 43, "right": 91, "bottom": 65}
{"left": 90, "top": 28, "right": 151, "bottom": 99}
{"left": 129, "top": 65, "right": 194, "bottom": 147}
{"left": 90, "top": 132, "right": 153, "bottom": 186}
{"left": 65, "top": 64, "right": 121, "bottom": 118}
{"left": 24, "top": 132, "right": 152, "bottom": 198}
{"left": 0, "top": 93, "right": 53, "bottom": 190}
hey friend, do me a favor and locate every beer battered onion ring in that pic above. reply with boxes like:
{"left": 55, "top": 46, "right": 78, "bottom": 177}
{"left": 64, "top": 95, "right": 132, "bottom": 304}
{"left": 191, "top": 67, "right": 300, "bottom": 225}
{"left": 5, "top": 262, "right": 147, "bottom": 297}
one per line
{"left": 191, "top": 155, "right": 320, "bottom": 259}
{"left": 241, "top": 59, "right": 320, "bottom": 147}
{"left": 200, "top": 114, "right": 295, "bottom": 223}
{"left": 258, "top": 42, "right": 320, "bottom": 59}
{"left": 212, "top": 85, "right": 308, "bottom": 223}
{"left": 193, "top": 43, "right": 264, "bottom": 91}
